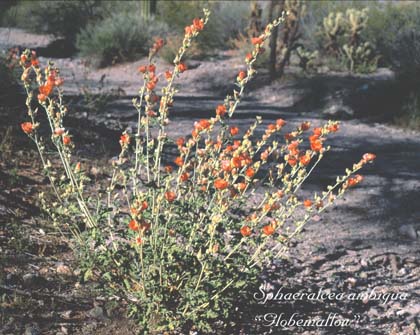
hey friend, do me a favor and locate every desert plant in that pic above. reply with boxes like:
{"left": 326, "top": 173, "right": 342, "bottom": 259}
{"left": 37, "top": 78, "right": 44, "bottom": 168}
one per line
{"left": 19, "top": 8, "right": 376, "bottom": 334}
{"left": 295, "top": 46, "right": 319, "bottom": 72}
{"left": 158, "top": 0, "right": 250, "bottom": 52}
{"left": 76, "top": 11, "right": 168, "bottom": 67}
{"left": 3, "top": 0, "right": 105, "bottom": 43}
{"left": 268, "top": 0, "right": 306, "bottom": 79}
{"left": 321, "top": 7, "right": 377, "bottom": 73}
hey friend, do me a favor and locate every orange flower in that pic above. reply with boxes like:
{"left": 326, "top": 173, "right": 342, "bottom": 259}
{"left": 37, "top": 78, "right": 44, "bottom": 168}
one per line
{"left": 120, "top": 133, "right": 130, "bottom": 145}
{"left": 165, "top": 70, "right": 172, "bottom": 80}
{"left": 347, "top": 174, "right": 364, "bottom": 187}
{"left": 174, "top": 156, "right": 184, "bottom": 167}
{"left": 229, "top": 126, "right": 239, "bottom": 136}
{"left": 251, "top": 36, "right": 264, "bottom": 45}
{"left": 299, "top": 153, "right": 311, "bottom": 166}
{"left": 63, "top": 136, "right": 72, "bottom": 146}
{"left": 237, "top": 71, "right": 246, "bottom": 81}
{"left": 276, "top": 119, "right": 286, "bottom": 128}
{"left": 240, "top": 225, "right": 252, "bottom": 237}
{"left": 231, "top": 156, "right": 242, "bottom": 168}
{"left": 195, "top": 119, "right": 211, "bottom": 131}
{"left": 21, "top": 122, "right": 33, "bottom": 134}
{"left": 138, "top": 65, "right": 147, "bottom": 73}
{"left": 313, "top": 127, "right": 322, "bottom": 136}
{"left": 136, "top": 237, "right": 142, "bottom": 245}
{"left": 362, "top": 153, "right": 376, "bottom": 163}
{"left": 245, "top": 53, "right": 253, "bottom": 62}
{"left": 260, "top": 150, "right": 269, "bottom": 161}
{"left": 39, "top": 83, "right": 53, "bottom": 97}
{"left": 262, "top": 224, "right": 275, "bottom": 236}
{"left": 180, "top": 172, "right": 189, "bottom": 182}
{"left": 301, "top": 121, "right": 311, "bottom": 131}
{"left": 214, "top": 179, "right": 228, "bottom": 190}
{"left": 146, "top": 80, "right": 157, "bottom": 91}
{"left": 310, "top": 139, "right": 323, "bottom": 152}
{"left": 185, "top": 25, "right": 193, "bottom": 36}
{"left": 267, "top": 124, "right": 276, "bottom": 132}
{"left": 148, "top": 64, "right": 156, "bottom": 73}
{"left": 328, "top": 123, "right": 339, "bottom": 133}
{"left": 54, "top": 127, "right": 65, "bottom": 136}
{"left": 165, "top": 191, "right": 177, "bottom": 202}
{"left": 193, "top": 18, "right": 204, "bottom": 31}
{"left": 140, "top": 201, "right": 148, "bottom": 211}
{"left": 284, "top": 133, "right": 295, "bottom": 141}
{"left": 288, "top": 141, "right": 300, "bottom": 156}
{"left": 216, "top": 104, "right": 227, "bottom": 117}
{"left": 176, "top": 137, "right": 185, "bottom": 147}
{"left": 178, "top": 63, "right": 187, "bottom": 73}
{"left": 303, "top": 199, "right": 312, "bottom": 208}
{"left": 221, "top": 160, "right": 232, "bottom": 172}
{"left": 245, "top": 167, "right": 255, "bottom": 178}
{"left": 128, "top": 219, "right": 139, "bottom": 231}
{"left": 147, "top": 109, "right": 157, "bottom": 117}
{"left": 165, "top": 165, "right": 173, "bottom": 173}
{"left": 236, "top": 182, "right": 247, "bottom": 192}
{"left": 287, "top": 155, "right": 298, "bottom": 166}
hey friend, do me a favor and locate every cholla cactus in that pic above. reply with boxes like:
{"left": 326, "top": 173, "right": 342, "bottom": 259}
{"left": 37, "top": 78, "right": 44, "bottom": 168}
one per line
{"left": 347, "top": 8, "right": 369, "bottom": 46}
{"left": 296, "top": 46, "right": 319, "bottom": 72}
{"left": 322, "top": 7, "right": 377, "bottom": 73}
{"left": 322, "top": 11, "right": 345, "bottom": 56}
{"left": 342, "top": 41, "right": 377, "bottom": 73}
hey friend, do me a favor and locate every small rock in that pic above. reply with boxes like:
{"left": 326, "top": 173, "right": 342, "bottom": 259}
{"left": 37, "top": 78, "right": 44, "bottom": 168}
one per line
{"left": 88, "top": 306, "right": 106, "bottom": 320}
{"left": 347, "top": 277, "right": 357, "bottom": 287}
{"left": 360, "top": 258, "right": 369, "bottom": 267}
{"left": 56, "top": 264, "right": 73, "bottom": 276}
{"left": 22, "top": 273, "right": 38, "bottom": 287}
{"left": 359, "top": 272, "right": 368, "bottom": 279}
{"left": 24, "top": 324, "right": 40, "bottom": 335}
{"left": 398, "top": 267, "right": 408, "bottom": 276}
{"left": 369, "top": 307, "right": 380, "bottom": 318}
{"left": 323, "top": 104, "right": 354, "bottom": 119}
{"left": 398, "top": 225, "right": 417, "bottom": 240}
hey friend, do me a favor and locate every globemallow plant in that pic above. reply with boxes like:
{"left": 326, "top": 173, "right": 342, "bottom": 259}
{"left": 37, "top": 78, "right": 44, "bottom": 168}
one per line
{"left": 19, "top": 8, "right": 375, "bottom": 334}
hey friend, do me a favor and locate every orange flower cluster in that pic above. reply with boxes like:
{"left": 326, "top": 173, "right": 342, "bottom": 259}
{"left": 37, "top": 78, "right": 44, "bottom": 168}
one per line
{"left": 63, "top": 136, "right": 72, "bottom": 146}
{"left": 185, "top": 18, "right": 205, "bottom": 36}
{"left": 120, "top": 133, "right": 130, "bottom": 146}
{"left": 216, "top": 104, "right": 227, "bottom": 117}
{"left": 165, "top": 191, "right": 177, "bottom": 202}
{"left": 345, "top": 174, "right": 364, "bottom": 188}
{"left": 192, "top": 119, "right": 212, "bottom": 137}
{"left": 128, "top": 219, "right": 150, "bottom": 232}
{"left": 21, "top": 122, "right": 33, "bottom": 134}
{"left": 37, "top": 70, "right": 63, "bottom": 102}
{"left": 20, "top": 50, "right": 39, "bottom": 68}
{"left": 151, "top": 38, "right": 164, "bottom": 54}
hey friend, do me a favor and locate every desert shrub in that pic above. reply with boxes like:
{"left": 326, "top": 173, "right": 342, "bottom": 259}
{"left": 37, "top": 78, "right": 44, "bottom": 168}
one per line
{"left": 76, "top": 12, "right": 168, "bottom": 67}
{"left": 366, "top": 2, "right": 420, "bottom": 78}
{"left": 19, "top": 8, "right": 376, "bottom": 334}
{"left": 158, "top": 0, "right": 250, "bottom": 51}
{"left": 2, "top": 0, "right": 106, "bottom": 43}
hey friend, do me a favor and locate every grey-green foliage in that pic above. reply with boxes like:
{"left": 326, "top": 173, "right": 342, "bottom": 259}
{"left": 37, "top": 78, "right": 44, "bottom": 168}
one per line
{"left": 2, "top": 0, "right": 106, "bottom": 42}
{"left": 76, "top": 11, "right": 168, "bottom": 68}
{"left": 157, "top": 0, "right": 250, "bottom": 50}
{"left": 366, "top": 2, "right": 420, "bottom": 79}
